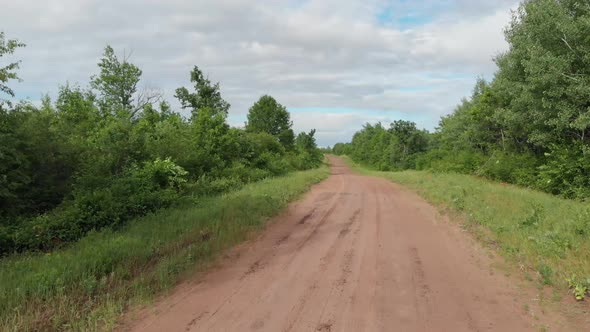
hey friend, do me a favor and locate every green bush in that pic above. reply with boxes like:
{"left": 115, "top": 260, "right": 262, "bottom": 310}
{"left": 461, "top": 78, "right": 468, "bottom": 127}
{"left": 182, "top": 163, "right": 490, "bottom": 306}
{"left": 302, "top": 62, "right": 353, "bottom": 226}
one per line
{"left": 286, "top": 150, "right": 322, "bottom": 170}
{"left": 0, "top": 165, "right": 329, "bottom": 331}
{"left": 536, "top": 144, "right": 590, "bottom": 199}
{"left": 0, "top": 159, "right": 188, "bottom": 255}
{"left": 476, "top": 150, "right": 539, "bottom": 186}
{"left": 0, "top": 40, "right": 324, "bottom": 257}
{"left": 262, "top": 152, "right": 292, "bottom": 175}
{"left": 416, "top": 149, "right": 484, "bottom": 174}
{"left": 133, "top": 157, "right": 189, "bottom": 190}
{"left": 189, "top": 175, "right": 245, "bottom": 197}
{"left": 222, "top": 163, "right": 271, "bottom": 183}
{"left": 0, "top": 226, "right": 14, "bottom": 254}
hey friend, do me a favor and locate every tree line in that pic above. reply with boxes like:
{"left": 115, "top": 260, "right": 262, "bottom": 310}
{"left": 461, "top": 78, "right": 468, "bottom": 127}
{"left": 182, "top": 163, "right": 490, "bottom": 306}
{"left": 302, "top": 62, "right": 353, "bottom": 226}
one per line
{"left": 0, "top": 36, "right": 322, "bottom": 255}
{"left": 333, "top": 0, "right": 590, "bottom": 200}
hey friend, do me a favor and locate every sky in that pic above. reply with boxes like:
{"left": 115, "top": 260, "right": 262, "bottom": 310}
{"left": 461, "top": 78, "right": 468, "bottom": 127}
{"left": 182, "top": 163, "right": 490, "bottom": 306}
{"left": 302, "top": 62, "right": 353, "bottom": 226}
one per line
{"left": 1, "top": 0, "right": 519, "bottom": 147}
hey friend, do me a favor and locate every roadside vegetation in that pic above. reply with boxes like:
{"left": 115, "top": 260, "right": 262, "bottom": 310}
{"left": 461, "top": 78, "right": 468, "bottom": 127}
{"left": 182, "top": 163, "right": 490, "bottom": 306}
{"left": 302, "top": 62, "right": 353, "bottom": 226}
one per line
{"left": 0, "top": 29, "right": 325, "bottom": 330}
{"left": 0, "top": 35, "right": 322, "bottom": 256}
{"left": 333, "top": 0, "right": 590, "bottom": 301}
{"left": 333, "top": 0, "right": 590, "bottom": 200}
{"left": 0, "top": 165, "right": 328, "bottom": 331}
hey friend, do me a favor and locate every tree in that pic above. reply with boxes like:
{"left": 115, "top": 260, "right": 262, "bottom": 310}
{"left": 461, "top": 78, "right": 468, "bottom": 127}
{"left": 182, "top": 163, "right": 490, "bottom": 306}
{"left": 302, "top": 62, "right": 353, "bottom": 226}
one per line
{"left": 386, "top": 120, "right": 429, "bottom": 169}
{"left": 186, "top": 107, "right": 237, "bottom": 176}
{"left": 55, "top": 84, "right": 100, "bottom": 136}
{"left": 175, "top": 66, "right": 230, "bottom": 118}
{"left": 496, "top": 0, "right": 590, "bottom": 148}
{"left": 0, "top": 39, "right": 328, "bottom": 255}
{"left": 295, "top": 129, "right": 316, "bottom": 150}
{"left": 0, "top": 32, "right": 25, "bottom": 108}
{"left": 90, "top": 46, "right": 160, "bottom": 117}
{"left": 0, "top": 108, "right": 30, "bottom": 220}
{"left": 332, "top": 142, "right": 351, "bottom": 155}
{"left": 246, "top": 95, "right": 295, "bottom": 148}
{"left": 294, "top": 129, "right": 322, "bottom": 168}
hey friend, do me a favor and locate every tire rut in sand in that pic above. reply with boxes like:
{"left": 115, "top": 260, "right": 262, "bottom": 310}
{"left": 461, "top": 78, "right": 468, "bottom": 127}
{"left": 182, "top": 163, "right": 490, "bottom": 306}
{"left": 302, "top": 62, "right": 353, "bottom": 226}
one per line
{"left": 283, "top": 198, "right": 361, "bottom": 332}
{"left": 126, "top": 156, "right": 585, "bottom": 332}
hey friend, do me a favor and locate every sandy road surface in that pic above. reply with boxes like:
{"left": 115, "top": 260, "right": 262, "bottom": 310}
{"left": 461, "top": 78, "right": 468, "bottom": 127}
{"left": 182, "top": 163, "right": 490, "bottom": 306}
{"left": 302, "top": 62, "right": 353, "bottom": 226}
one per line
{"left": 126, "top": 156, "right": 557, "bottom": 331}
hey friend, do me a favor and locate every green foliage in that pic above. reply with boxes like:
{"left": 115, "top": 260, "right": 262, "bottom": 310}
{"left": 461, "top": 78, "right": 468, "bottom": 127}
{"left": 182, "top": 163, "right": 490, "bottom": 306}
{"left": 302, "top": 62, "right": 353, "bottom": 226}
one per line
{"left": 0, "top": 28, "right": 326, "bottom": 330}
{"left": 2, "top": 158, "right": 187, "bottom": 254}
{"left": 175, "top": 66, "right": 230, "bottom": 118}
{"left": 335, "top": 0, "right": 590, "bottom": 200}
{"left": 342, "top": 121, "right": 429, "bottom": 171}
{"left": 415, "top": 149, "right": 484, "bottom": 173}
{"left": 295, "top": 129, "right": 323, "bottom": 168}
{"left": 538, "top": 264, "right": 553, "bottom": 285}
{"left": 243, "top": 95, "right": 322, "bottom": 170}
{"left": 246, "top": 95, "right": 295, "bottom": 149}
{"left": 476, "top": 150, "right": 540, "bottom": 186}
{"left": 0, "top": 32, "right": 25, "bottom": 107}
{"left": 331, "top": 142, "right": 352, "bottom": 155}
{"left": 0, "top": 166, "right": 329, "bottom": 331}
{"left": 388, "top": 120, "right": 429, "bottom": 169}
{"left": 536, "top": 144, "right": 590, "bottom": 198}
{"left": 190, "top": 174, "right": 245, "bottom": 197}
{"left": 0, "top": 41, "right": 322, "bottom": 255}
{"left": 133, "top": 157, "right": 189, "bottom": 190}
{"left": 0, "top": 108, "right": 31, "bottom": 220}
{"left": 90, "top": 45, "right": 143, "bottom": 114}
{"left": 566, "top": 275, "right": 590, "bottom": 301}
{"left": 520, "top": 203, "right": 544, "bottom": 228}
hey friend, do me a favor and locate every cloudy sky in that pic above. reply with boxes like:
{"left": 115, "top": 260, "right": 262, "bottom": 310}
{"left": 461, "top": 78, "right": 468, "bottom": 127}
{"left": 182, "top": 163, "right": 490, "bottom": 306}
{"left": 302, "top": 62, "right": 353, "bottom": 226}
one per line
{"left": 1, "top": 0, "right": 518, "bottom": 146}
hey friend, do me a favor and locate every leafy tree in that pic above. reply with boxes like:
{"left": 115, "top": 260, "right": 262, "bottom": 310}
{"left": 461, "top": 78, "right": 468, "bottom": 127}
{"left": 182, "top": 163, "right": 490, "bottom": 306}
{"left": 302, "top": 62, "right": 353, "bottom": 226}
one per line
{"left": 0, "top": 32, "right": 25, "bottom": 108}
{"left": 175, "top": 66, "right": 230, "bottom": 118}
{"left": 295, "top": 129, "right": 316, "bottom": 150}
{"left": 90, "top": 46, "right": 139, "bottom": 112}
{"left": 186, "top": 107, "right": 236, "bottom": 177}
{"left": 332, "top": 142, "right": 351, "bottom": 155}
{"left": 294, "top": 129, "right": 323, "bottom": 168}
{"left": 337, "top": 0, "right": 590, "bottom": 199}
{"left": 55, "top": 84, "right": 100, "bottom": 137}
{"left": 0, "top": 40, "right": 323, "bottom": 254}
{"left": 246, "top": 95, "right": 295, "bottom": 148}
{"left": 90, "top": 46, "right": 160, "bottom": 117}
{"left": 387, "top": 120, "right": 429, "bottom": 168}
{"left": 0, "top": 108, "right": 30, "bottom": 221}
{"left": 491, "top": 0, "right": 590, "bottom": 150}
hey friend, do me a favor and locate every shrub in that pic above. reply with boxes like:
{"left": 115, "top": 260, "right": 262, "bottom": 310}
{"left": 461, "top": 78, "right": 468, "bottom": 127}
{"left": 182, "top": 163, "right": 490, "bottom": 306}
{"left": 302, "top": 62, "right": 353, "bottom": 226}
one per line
{"left": 537, "top": 144, "right": 590, "bottom": 199}
{"left": 286, "top": 151, "right": 322, "bottom": 170}
{"left": 476, "top": 150, "right": 539, "bottom": 186}
{"left": 133, "top": 157, "right": 189, "bottom": 190}
{"left": 190, "top": 175, "right": 244, "bottom": 197}
{"left": 0, "top": 159, "right": 188, "bottom": 255}
{"left": 263, "top": 152, "right": 292, "bottom": 175}
{"left": 222, "top": 163, "right": 271, "bottom": 183}
{"left": 416, "top": 149, "right": 484, "bottom": 174}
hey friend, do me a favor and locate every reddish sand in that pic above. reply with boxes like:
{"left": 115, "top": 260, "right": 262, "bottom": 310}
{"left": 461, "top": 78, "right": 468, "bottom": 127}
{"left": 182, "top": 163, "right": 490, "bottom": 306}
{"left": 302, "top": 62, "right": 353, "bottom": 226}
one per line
{"left": 124, "top": 156, "right": 582, "bottom": 332}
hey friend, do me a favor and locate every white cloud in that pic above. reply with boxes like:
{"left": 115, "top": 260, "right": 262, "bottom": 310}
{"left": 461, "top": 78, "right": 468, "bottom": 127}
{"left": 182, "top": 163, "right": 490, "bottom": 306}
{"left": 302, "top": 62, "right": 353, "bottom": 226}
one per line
{"left": 0, "top": 0, "right": 520, "bottom": 145}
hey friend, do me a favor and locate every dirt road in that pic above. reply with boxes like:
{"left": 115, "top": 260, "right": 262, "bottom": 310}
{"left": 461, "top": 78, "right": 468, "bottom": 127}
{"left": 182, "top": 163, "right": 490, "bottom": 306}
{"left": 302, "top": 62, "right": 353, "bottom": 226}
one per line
{"left": 127, "top": 156, "right": 553, "bottom": 331}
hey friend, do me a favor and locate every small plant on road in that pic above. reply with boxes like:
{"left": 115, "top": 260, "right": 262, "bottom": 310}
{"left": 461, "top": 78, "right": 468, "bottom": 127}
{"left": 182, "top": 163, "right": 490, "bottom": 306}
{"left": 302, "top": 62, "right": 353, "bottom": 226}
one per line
{"left": 566, "top": 275, "right": 590, "bottom": 301}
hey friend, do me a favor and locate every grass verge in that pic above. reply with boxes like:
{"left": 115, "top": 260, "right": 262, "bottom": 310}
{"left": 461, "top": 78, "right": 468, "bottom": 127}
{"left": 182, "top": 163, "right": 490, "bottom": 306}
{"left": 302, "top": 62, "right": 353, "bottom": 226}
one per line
{"left": 0, "top": 165, "right": 329, "bottom": 331}
{"left": 341, "top": 156, "right": 590, "bottom": 302}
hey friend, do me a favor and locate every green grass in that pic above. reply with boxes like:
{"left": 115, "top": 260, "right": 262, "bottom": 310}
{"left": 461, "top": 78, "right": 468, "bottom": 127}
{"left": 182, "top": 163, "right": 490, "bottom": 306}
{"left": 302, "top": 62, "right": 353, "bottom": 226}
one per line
{"left": 0, "top": 165, "right": 329, "bottom": 331}
{"left": 342, "top": 156, "right": 590, "bottom": 300}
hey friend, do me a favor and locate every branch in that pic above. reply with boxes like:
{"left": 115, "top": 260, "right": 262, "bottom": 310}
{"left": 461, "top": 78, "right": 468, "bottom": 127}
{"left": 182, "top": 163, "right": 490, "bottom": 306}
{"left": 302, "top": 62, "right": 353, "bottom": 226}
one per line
{"left": 561, "top": 33, "right": 574, "bottom": 52}
{"left": 130, "top": 87, "right": 163, "bottom": 118}
{"left": 561, "top": 72, "right": 580, "bottom": 82}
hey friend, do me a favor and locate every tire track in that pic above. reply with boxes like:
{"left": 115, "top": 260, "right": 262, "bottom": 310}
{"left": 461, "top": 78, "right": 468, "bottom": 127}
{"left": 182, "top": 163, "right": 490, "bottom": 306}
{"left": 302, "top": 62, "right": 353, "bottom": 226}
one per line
{"left": 127, "top": 156, "right": 559, "bottom": 332}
